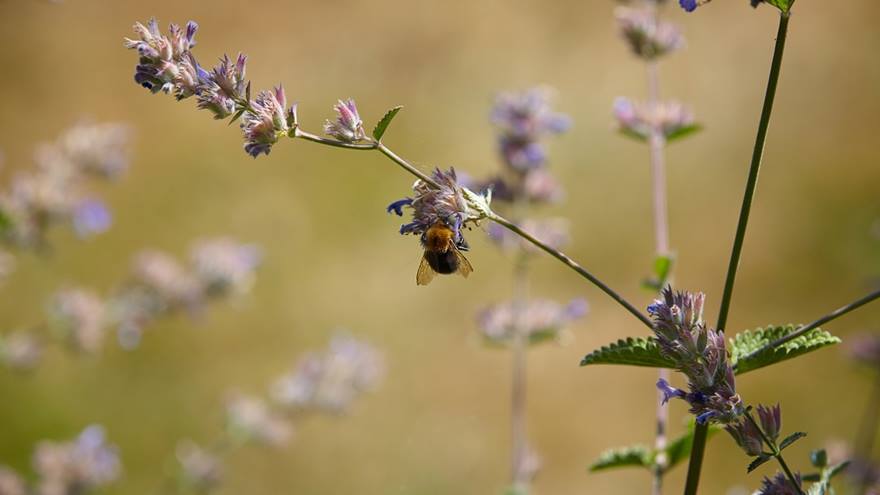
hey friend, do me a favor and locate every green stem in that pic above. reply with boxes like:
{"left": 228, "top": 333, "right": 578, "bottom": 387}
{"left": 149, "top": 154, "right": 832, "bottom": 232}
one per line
{"left": 685, "top": 11, "right": 791, "bottom": 495}
{"left": 489, "top": 213, "right": 654, "bottom": 329}
{"left": 734, "top": 287, "right": 880, "bottom": 369}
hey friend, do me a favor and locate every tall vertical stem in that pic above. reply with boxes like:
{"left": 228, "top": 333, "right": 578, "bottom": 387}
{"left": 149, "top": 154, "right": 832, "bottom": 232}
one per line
{"left": 855, "top": 371, "right": 880, "bottom": 494}
{"left": 510, "top": 195, "right": 531, "bottom": 492}
{"left": 684, "top": 11, "right": 790, "bottom": 495}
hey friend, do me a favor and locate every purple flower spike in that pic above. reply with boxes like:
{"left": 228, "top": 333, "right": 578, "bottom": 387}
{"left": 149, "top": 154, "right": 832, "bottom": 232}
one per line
{"left": 725, "top": 415, "right": 765, "bottom": 456}
{"left": 240, "top": 86, "right": 290, "bottom": 157}
{"left": 756, "top": 404, "right": 782, "bottom": 442}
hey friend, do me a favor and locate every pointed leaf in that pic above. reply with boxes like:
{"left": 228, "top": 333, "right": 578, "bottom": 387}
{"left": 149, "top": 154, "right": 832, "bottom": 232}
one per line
{"left": 730, "top": 324, "right": 841, "bottom": 375}
{"left": 666, "top": 124, "right": 703, "bottom": 143}
{"left": 372, "top": 105, "right": 403, "bottom": 141}
{"left": 747, "top": 453, "right": 773, "bottom": 473}
{"left": 228, "top": 108, "right": 246, "bottom": 126}
{"left": 826, "top": 460, "right": 849, "bottom": 478}
{"left": 618, "top": 128, "right": 649, "bottom": 143}
{"left": 580, "top": 337, "right": 676, "bottom": 368}
{"left": 779, "top": 431, "right": 807, "bottom": 451}
{"left": 589, "top": 445, "right": 653, "bottom": 472}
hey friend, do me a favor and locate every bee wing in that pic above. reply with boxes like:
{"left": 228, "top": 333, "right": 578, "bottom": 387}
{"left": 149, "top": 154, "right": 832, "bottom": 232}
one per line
{"left": 452, "top": 246, "right": 474, "bottom": 278}
{"left": 416, "top": 253, "right": 436, "bottom": 285}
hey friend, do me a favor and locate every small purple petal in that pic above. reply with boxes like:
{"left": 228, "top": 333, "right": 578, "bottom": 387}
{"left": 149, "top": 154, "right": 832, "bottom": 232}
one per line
{"left": 656, "top": 378, "right": 687, "bottom": 405}
{"left": 386, "top": 198, "right": 413, "bottom": 216}
{"left": 74, "top": 200, "right": 112, "bottom": 237}
{"left": 679, "top": 0, "right": 698, "bottom": 11}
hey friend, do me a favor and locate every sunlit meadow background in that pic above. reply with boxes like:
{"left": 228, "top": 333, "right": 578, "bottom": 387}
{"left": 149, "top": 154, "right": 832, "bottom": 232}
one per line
{"left": 1, "top": 0, "right": 879, "bottom": 493}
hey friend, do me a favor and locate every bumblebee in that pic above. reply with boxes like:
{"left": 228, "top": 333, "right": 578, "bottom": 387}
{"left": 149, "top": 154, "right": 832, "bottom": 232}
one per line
{"left": 417, "top": 221, "right": 474, "bottom": 285}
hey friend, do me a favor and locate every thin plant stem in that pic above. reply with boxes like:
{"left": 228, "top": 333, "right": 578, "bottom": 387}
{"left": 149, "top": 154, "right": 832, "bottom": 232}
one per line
{"left": 856, "top": 371, "right": 880, "bottom": 494}
{"left": 734, "top": 287, "right": 880, "bottom": 369}
{"left": 685, "top": 11, "right": 791, "bottom": 495}
{"left": 744, "top": 411, "right": 806, "bottom": 495}
{"left": 510, "top": 195, "right": 531, "bottom": 490}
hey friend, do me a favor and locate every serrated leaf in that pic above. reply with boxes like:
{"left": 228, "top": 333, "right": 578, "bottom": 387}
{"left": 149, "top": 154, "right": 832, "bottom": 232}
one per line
{"left": 747, "top": 453, "right": 773, "bottom": 473}
{"left": 589, "top": 445, "right": 653, "bottom": 472}
{"left": 580, "top": 337, "right": 676, "bottom": 368}
{"left": 372, "top": 105, "right": 403, "bottom": 141}
{"left": 779, "top": 431, "right": 807, "bottom": 451}
{"left": 666, "top": 124, "right": 703, "bottom": 143}
{"left": 730, "top": 324, "right": 841, "bottom": 375}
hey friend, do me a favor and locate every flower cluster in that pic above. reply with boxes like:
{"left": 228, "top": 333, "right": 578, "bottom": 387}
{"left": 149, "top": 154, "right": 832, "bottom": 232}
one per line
{"left": 754, "top": 472, "right": 804, "bottom": 495}
{"left": 324, "top": 99, "right": 365, "bottom": 143}
{"left": 113, "top": 238, "right": 261, "bottom": 349}
{"left": 225, "top": 393, "right": 293, "bottom": 447}
{"left": 846, "top": 332, "right": 880, "bottom": 369}
{"left": 0, "top": 331, "right": 42, "bottom": 371}
{"left": 388, "top": 168, "right": 491, "bottom": 246}
{"left": 48, "top": 288, "right": 107, "bottom": 353}
{"left": 725, "top": 404, "right": 781, "bottom": 456}
{"left": 613, "top": 97, "right": 695, "bottom": 141}
{"left": 26, "top": 425, "right": 121, "bottom": 495}
{"left": 650, "top": 286, "right": 743, "bottom": 424}
{"left": 491, "top": 88, "right": 570, "bottom": 172}
{"left": 271, "top": 333, "right": 384, "bottom": 414}
{"left": 125, "top": 18, "right": 298, "bottom": 157}
{"left": 175, "top": 440, "right": 223, "bottom": 492}
{"left": 0, "top": 122, "right": 131, "bottom": 250}
{"left": 477, "top": 298, "right": 587, "bottom": 346}
{"left": 615, "top": 6, "right": 684, "bottom": 59}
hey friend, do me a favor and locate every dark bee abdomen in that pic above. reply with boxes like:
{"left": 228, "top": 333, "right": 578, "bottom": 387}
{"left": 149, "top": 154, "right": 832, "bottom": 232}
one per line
{"left": 425, "top": 250, "right": 460, "bottom": 274}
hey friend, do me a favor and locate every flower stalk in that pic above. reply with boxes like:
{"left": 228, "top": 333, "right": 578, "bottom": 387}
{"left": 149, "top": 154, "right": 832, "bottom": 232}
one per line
{"left": 684, "top": 11, "right": 791, "bottom": 495}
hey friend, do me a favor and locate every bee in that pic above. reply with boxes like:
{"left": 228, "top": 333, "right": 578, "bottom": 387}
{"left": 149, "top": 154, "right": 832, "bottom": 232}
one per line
{"left": 416, "top": 221, "right": 474, "bottom": 285}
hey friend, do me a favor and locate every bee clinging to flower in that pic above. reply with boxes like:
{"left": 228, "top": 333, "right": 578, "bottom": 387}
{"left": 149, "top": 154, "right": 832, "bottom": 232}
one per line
{"left": 387, "top": 168, "right": 492, "bottom": 285}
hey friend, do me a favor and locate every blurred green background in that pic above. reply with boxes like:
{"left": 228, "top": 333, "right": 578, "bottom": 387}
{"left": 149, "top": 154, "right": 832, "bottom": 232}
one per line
{"left": 1, "top": 0, "right": 879, "bottom": 493}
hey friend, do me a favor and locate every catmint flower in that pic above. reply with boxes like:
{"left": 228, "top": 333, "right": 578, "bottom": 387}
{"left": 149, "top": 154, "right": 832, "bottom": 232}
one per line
{"left": 679, "top": 0, "right": 711, "bottom": 11}
{"left": 124, "top": 18, "right": 200, "bottom": 98}
{"left": 847, "top": 332, "right": 880, "bottom": 369}
{"left": 756, "top": 404, "right": 782, "bottom": 443}
{"left": 615, "top": 6, "right": 684, "bottom": 59}
{"left": 725, "top": 415, "right": 765, "bottom": 456}
{"left": 491, "top": 88, "right": 571, "bottom": 172}
{"left": 480, "top": 168, "right": 565, "bottom": 204}
{"left": 613, "top": 97, "right": 695, "bottom": 141}
{"left": 73, "top": 199, "right": 112, "bottom": 237}
{"left": 131, "top": 250, "right": 203, "bottom": 309}
{"left": 648, "top": 286, "right": 743, "bottom": 424}
{"left": 48, "top": 288, "right": 107, "bottom": 353}
{"left": 33, "top": 425, "right": 121, "bottom": 495}
{"left": 176, "top": 440, "right": 222, "bottom": 491}
{"left": 388, "top": 168, "right": 491, "bottom": 244}
{"left": 0, "top": 331, "right": 42, "bottom": 371}
{"left": 197, "top": 54, "right": 249, "bottom": 120}
{"left": 477, "top": 299, "right": 587, "bottom": 346}
{"left": 225, "top": 393, "right": 292, "bottom": 447}
{"left": 271, "top": 334, "right": 384, "bottom": 414}
{"left": 324, "top": 99, "right": 366, "bottom": 142}
{"left": 755, "top": 472, "right": 804, "bottom": 495}
{"left": 55, "top": 122, "right": 132, "bottom": 179}
{"left": 0, "top": 467, "right": 25, "bottom": 495}
{"left": 486, "top": 218, "right": 569, "bottom": 253}
{"left": 189, "top": 238, "right": 261, "bottom": 296}
{"left": 241, "top": 86, "right": 291, "bottom": 157}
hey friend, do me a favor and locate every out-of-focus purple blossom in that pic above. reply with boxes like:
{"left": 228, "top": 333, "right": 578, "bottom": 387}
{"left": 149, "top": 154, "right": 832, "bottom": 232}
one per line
{"left": 271, "top": 334, "right": 384, "bottom": 414}
{"left": 491, "top": 88, "right": 571, "bottom": 172}
{"left": 124, "top": 18, "right": 201, "bottom": 98}
{"left": 241, "top": 86, "right": 291, "bottom": 157}
{"left": 613, "top": 97, "right": 695, "bottom": 141}
{"left": 131, "top": 250, "right": 203, "bottom": 309}
{"left": 190, "top": 238, "right": 261, "bottom": 296}
{"left": 197, "top": 54, "right": 248, "bottom": 120}
{"left": 389, "top": 168, "right": 490, "bottom": 245}
{"left": 176, "top": 440, "right": 222, "bottom": 492}
{"left": 225, "top": 393, "right": 292, "bottom": 447}
{"left": 0, "top": 466, "right": 25, "bottom": 495}
{"left": 55, "top": 122, "right": 132, "bottom": 180}
{"left": 324, "top": 99, "right": 366, "bottom": 143}
{"left": 648, "top": 286, "right": 743, "bottom": 424}
{"left": 679, "top": 0, "right": 711, "bottom": 11}
{"left": 615, "top": 6, "right": 684, "bottom": 59}
{"left": 0, "top": 331, "right": 42, "bottom": 371}
{"left": 33, "top": 425, "right": 121, "bottom": 495}
{"left": 73, "top": 199, "right": 112, "bottom": 238}
{"left": 480, "top": 168, "right": 565, "bottom": 204}
{"left": 487, "top": 218, "right": 569, "bottom": 253}
{"left": 477, "top": 299, "right": 587, "bottom": 346}
{"left": 725, "top": 414, "right": 765, "bottom": 456}
{"left": 755, "top": 472, "right": 804, "bottom": 495}
{"left": 48, "top": 288, "right": 107, "bottom": 353}
{"left": 847, "top": 332, "right": 880, "bottom": 369}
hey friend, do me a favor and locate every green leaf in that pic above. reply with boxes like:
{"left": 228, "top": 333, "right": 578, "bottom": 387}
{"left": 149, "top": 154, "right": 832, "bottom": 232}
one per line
{"left": 589, "top": 445, "right": 653, "bottom": 472}
{"left": 642, "top": 255, "right": 674, "bottom": 292}
{"left": 765, "top": 0, "right": 794, "bottom": 13}
{"left": 372, "top": 105, "right": 403, "bottom": 141}
{"left": 826, "top": 460, "right": 849, "bottom": 479}
{"left": 618, "top": 128, "right": 649, "bottom": 143}
{"left": 779, "top": 432, "right": 807, "bottom": 451}
{"left": 730, "top": 324, "right": 841, "bottom": 375}
{"left": 666, "top": 124, "right": 703, "bottom": 144}
{"left": 228, "top": 108, "right": 246, "bottom": 126}
{"left": 580, "top": 337, "right": 676, "bottom": 368}
{"left": 747, "top": 453, "right": 773, "bottom": 473}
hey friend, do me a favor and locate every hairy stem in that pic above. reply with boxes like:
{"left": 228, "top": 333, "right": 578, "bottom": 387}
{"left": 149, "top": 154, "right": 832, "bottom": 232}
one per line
{"left": 685, "top": 11, "right": 791, "bottom": 495}
{"left": 734, "top": 287, "right": 880, "bottom": 369}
